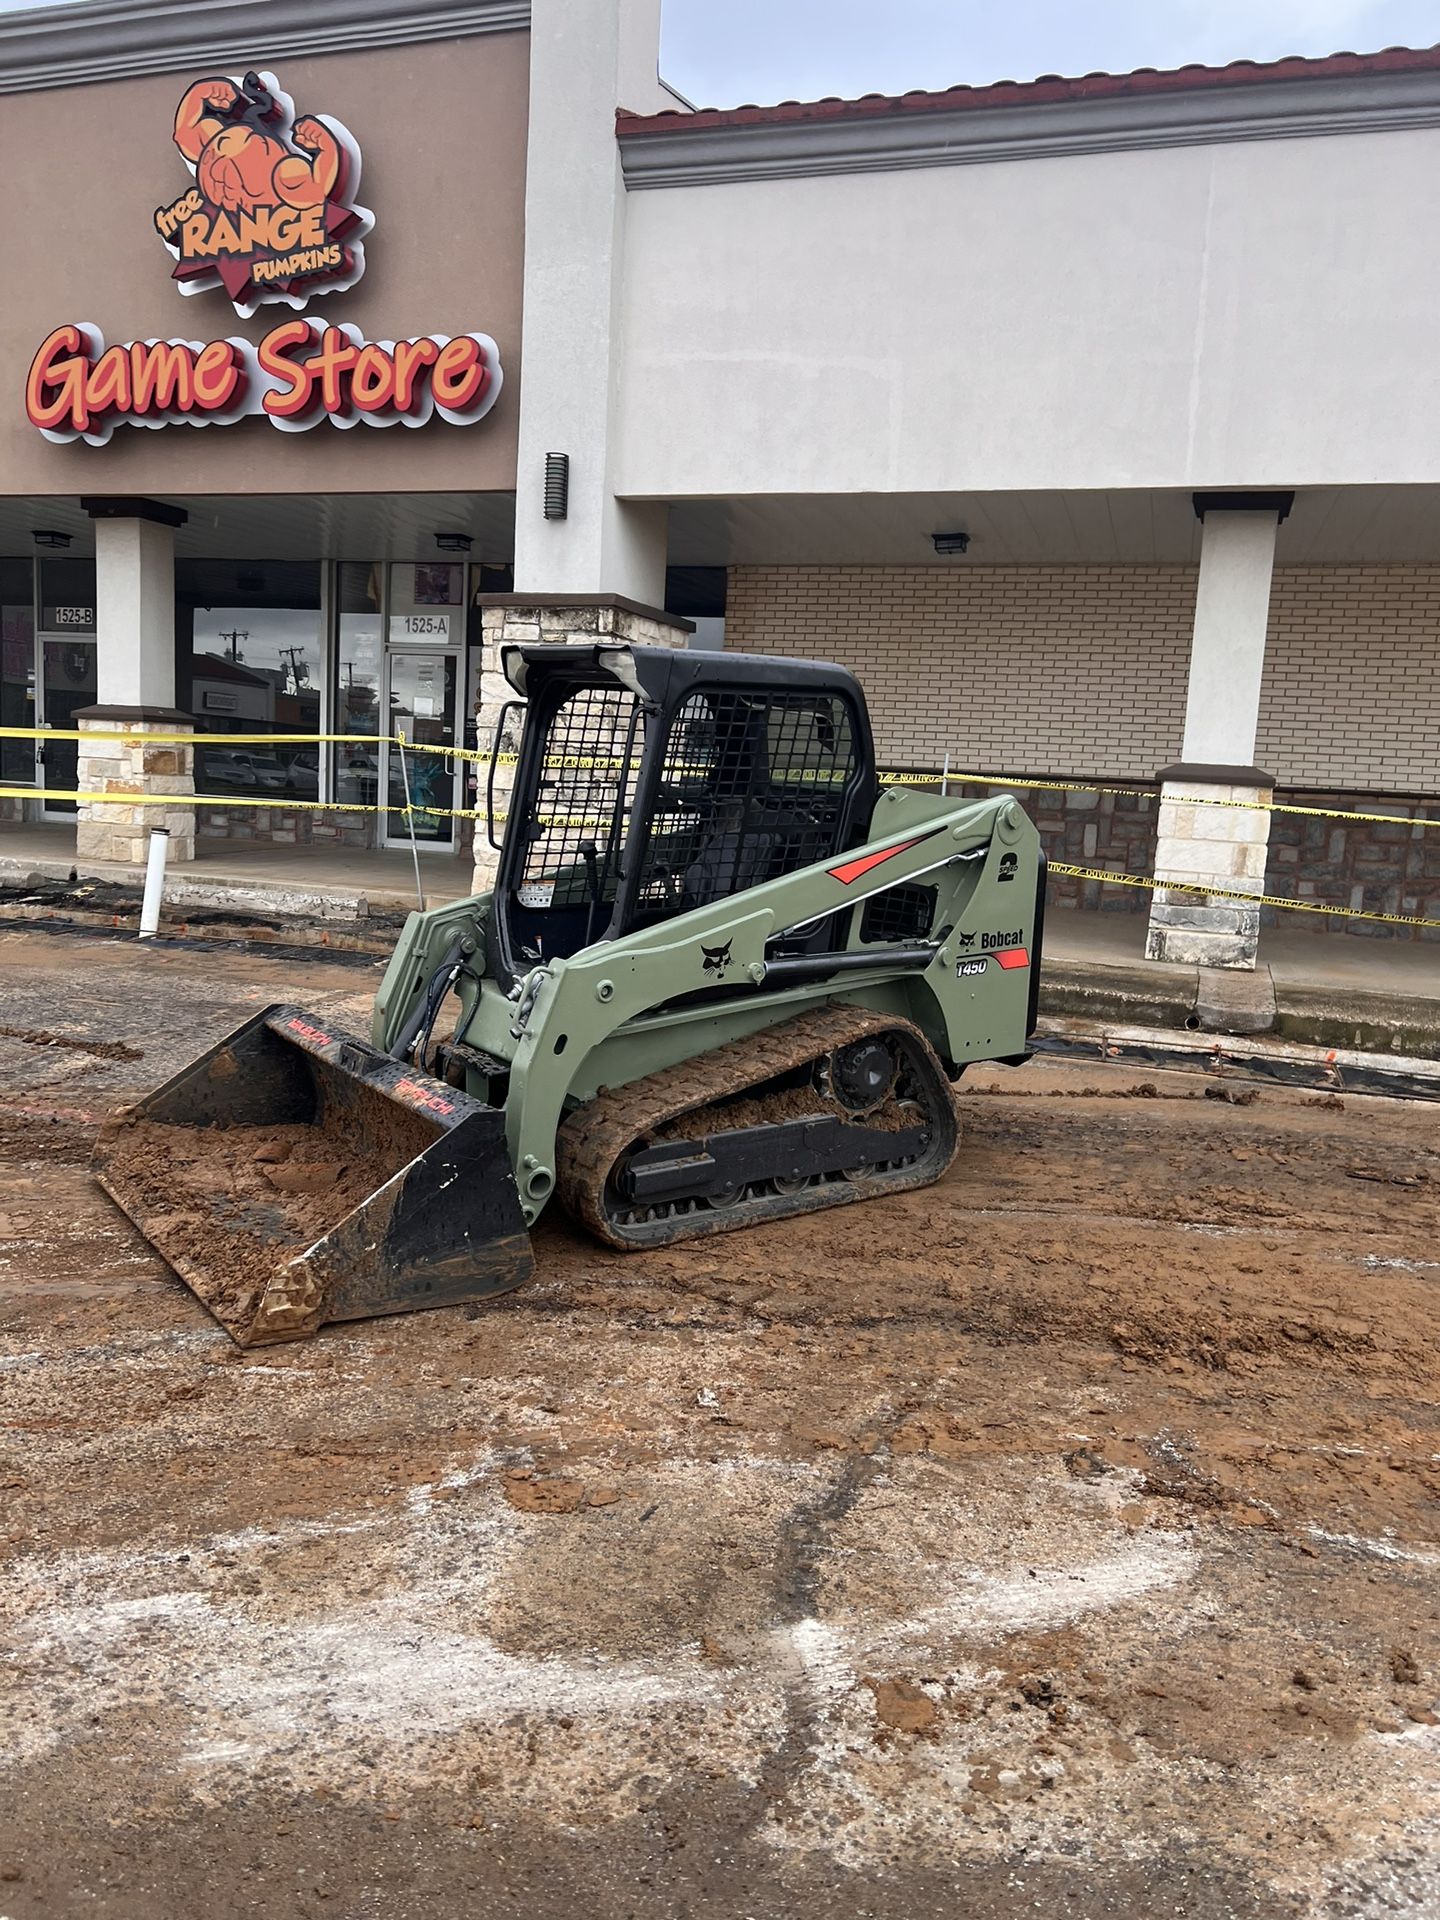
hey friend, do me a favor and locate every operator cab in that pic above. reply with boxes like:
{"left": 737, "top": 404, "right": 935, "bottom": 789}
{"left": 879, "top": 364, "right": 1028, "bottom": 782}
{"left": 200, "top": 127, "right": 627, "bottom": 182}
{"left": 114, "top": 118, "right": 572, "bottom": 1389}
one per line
{"left": 487, "top": 644, "right": 878, "bottom": 989}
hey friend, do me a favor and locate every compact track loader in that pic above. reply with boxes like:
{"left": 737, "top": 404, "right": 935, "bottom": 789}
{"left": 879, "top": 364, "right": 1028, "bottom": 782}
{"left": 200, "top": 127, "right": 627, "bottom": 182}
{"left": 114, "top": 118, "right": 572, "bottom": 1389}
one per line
{"left": 95, "top": 643, "right": 1046, "bottom": 1344}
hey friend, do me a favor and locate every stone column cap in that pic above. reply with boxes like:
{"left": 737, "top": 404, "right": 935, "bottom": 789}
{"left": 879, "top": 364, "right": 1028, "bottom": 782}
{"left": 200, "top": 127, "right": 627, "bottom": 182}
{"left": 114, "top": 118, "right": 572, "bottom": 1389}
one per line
{"left": 476, "top": 591, "right": 695, "bottom": 634}
{"left": 74, "top": 704, "right": 195, "bottom": 725}
{"left": 1157, "top": 761, "right": 1275, "bottom": 788}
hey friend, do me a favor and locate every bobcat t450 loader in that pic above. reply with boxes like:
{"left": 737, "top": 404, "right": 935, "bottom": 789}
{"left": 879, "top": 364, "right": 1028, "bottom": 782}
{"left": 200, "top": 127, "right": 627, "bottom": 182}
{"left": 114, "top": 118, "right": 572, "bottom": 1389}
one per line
{"left": 95, "top": 644, "right": 1046, "bottom": 1345}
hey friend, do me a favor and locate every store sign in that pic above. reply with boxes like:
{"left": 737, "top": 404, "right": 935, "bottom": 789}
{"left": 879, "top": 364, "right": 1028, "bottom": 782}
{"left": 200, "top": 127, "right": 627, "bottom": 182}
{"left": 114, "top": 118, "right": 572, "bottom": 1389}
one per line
{"left": 25, "top": 320, "right": 503, "bottom": 445}
{"left": 156, "top": 69, "right": 372, "bottom": 318}
{"left": 25, "top": 65, "right": 501, "bottom": 445}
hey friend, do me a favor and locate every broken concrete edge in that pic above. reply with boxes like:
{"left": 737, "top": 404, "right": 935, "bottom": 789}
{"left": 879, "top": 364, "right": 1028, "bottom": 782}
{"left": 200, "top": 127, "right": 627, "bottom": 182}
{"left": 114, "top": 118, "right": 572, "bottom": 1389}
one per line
{"left": 1036, "top": 961, "right": 1440, "bottom": 1061}
{"left": 1194, "top": 963, "right": 1277, "bottom": 1037}
{"left": 1036, "top": 1012, "right": 1440, "bottom": 1099}
{"left": 0, "top": 853, "right": 430, "bottom": 925}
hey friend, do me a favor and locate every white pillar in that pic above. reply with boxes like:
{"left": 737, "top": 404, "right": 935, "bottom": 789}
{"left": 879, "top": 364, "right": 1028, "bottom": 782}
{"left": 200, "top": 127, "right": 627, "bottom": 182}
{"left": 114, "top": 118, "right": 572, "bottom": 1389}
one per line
{"left": 94, "top": 516, "right": 177, "bottom": 707}
{"left": 511, "top": 0, "right": 670, "bottom": 607}
{"left": 1146, "top": 497, "right": 1289, "bottom": 971}
{"left": 75, "top": 503, "right": 195, "bottom": 865}
{"left": 1178, "top": 511, "right": 1278, "bottom": 765}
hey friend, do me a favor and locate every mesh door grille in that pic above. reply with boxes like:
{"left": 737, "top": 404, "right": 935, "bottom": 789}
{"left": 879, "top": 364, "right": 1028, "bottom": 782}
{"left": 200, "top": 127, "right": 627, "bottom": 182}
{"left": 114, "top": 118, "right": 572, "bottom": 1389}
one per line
{"left": 638, "top": 690, "right": 858, "bottom": 912}
{"left": 517, "top": 686, "right": 644, "bottom": 908}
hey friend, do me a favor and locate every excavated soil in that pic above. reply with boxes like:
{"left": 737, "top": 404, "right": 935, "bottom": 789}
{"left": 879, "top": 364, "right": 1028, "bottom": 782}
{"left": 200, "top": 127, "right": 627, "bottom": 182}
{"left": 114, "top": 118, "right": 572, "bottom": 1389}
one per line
{"left": 98, "top": 1119, "right": 408, "bottom": 1334}
{"left": 0, "top": 930, "right": 1438, "bottom": 1917}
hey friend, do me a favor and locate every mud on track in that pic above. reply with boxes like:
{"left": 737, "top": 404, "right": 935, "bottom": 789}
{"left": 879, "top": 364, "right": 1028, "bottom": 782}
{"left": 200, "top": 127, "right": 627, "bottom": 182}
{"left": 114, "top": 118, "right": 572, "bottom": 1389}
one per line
{"left": 0, "top": 930, "right": 1438, "bottom": 1919}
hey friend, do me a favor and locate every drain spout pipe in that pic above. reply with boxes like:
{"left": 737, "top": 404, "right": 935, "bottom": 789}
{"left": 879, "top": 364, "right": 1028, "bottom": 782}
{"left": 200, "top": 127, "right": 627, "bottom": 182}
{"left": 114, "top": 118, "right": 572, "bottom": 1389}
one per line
{"left": 138, "top": 827, "right": 170, "bottom": 941}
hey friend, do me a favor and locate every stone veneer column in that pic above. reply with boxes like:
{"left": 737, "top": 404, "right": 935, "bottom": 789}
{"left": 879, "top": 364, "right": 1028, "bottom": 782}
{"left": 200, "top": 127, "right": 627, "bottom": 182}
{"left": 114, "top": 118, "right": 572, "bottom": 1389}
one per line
{"left": 1145, "top": 493, "right": 1291, "bottom": 971}
{"left": 470, "top": 595, "right": 693, "bottom": 894}
{"left": 74, "top": 708, "right": 195, "bottom": 865}
{"left": 1145, "top": 765, "right": 1273, "bottom": 968}
{"left": 74, "top": 496, "right": 193, "bottom": 865}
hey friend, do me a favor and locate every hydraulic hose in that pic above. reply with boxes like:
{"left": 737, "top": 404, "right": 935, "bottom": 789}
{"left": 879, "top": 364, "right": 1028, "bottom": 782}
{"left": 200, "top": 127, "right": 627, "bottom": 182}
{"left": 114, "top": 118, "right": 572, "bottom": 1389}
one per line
{"left": 387, "top": 932, "right": 467, "bottom": 1064}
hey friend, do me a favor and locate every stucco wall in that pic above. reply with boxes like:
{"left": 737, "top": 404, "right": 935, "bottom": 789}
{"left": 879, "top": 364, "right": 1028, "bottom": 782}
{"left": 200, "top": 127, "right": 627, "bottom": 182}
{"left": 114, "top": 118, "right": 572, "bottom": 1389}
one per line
{"left": 1, "top": 32, "right": 529, "bottom": 497}
{"left": 726, "top": 564, "right": 1440, "bottom": 795}
{"left": 616, "top": 128, "right": 1440, "bottom": 498}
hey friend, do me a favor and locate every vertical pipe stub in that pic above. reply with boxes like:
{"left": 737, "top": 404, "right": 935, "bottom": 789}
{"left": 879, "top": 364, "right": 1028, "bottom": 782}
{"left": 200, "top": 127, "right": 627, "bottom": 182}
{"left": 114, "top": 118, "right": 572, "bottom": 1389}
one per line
{"left": 139, "top": 826, "right": 170, "bottom": 941}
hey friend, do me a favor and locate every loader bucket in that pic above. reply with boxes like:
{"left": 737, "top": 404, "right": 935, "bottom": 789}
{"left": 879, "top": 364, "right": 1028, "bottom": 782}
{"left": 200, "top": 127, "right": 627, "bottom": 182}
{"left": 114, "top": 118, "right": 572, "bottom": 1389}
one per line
{"left": 93, "top": 1003, "right": 532, "bottom": 1346}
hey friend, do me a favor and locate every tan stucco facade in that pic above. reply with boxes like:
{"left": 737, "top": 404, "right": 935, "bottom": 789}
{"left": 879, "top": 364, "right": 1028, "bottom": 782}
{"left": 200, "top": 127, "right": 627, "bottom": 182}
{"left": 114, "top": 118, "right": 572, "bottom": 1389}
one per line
{"left": 1, "top": 31, "right": 530, "bottom": 498}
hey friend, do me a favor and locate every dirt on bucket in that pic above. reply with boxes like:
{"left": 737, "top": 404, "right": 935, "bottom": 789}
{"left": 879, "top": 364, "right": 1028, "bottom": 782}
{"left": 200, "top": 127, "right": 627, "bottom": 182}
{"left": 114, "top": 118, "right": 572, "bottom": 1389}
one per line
{"left": 96, "top": 1117, "right": 407, "bottom": 1334}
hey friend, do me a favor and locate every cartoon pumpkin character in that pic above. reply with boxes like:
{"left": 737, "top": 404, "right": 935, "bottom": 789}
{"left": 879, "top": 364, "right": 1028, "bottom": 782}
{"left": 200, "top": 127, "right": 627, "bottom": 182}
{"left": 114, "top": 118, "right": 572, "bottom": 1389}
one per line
{"left": 173, "top": 70, "right": 340, "bottom": 214}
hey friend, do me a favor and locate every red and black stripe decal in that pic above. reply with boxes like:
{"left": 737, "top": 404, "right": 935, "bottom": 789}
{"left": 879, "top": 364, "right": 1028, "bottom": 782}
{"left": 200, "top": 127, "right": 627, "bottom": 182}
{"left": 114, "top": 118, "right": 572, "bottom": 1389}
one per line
{"left": 994, "top": 946, "right": 1030, "bottom": 970}
{"left": 827, "top": 829, "right": 941, "bottom": 887}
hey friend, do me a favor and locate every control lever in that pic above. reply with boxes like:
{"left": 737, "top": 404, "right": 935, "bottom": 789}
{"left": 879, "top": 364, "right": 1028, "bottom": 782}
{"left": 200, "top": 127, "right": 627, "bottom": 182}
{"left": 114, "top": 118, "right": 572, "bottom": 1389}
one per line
{"left": 579, "top": 839, "right": 603, "bottom": 947}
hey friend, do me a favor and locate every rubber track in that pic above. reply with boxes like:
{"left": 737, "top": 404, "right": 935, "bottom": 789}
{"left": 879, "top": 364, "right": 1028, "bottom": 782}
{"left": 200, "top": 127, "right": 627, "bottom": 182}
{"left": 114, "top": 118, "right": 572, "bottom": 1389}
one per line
{"left": 556, "top": 1005, "right": 959, "bottom": 1250}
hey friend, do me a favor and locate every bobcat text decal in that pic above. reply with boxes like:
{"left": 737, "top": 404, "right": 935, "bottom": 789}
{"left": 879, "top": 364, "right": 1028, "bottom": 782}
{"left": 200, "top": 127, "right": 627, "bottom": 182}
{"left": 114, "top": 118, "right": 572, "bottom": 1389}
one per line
{"left": 156, "top": 68, "right": 373, "bottom": 317}
{"left": 25, "top": 321, "right": 503, "bottom": 445}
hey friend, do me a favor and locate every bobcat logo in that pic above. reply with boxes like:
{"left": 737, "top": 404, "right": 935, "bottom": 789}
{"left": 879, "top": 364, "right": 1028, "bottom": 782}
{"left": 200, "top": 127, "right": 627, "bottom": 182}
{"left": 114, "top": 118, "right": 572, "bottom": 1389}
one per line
{"left": 700, "top": 939, "right": 733, "bottom": 978}
{"left": 957, "top": 929, "right": 977, "bottom": 949}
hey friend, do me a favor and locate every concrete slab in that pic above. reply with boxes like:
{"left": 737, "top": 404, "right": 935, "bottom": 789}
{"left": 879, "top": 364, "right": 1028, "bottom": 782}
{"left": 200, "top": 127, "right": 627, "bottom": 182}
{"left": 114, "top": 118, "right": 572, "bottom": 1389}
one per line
{"left": 1194, "top": 964, "right": 1277, "bottom": 1036}
{"left": 0, "top": 823, "right": 475, "bottom": 920}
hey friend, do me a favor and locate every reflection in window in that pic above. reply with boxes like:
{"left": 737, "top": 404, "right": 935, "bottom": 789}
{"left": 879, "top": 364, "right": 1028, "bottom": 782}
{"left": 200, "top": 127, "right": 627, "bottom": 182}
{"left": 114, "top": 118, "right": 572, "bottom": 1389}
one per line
{"left": 336, "top": 563, "right": 383, "bottom": 808}
{"left": 176, "top": 560, "right": 322, "bottom": 799}
{"left": 1, "top": 559, "right": 35, "bottom": 787}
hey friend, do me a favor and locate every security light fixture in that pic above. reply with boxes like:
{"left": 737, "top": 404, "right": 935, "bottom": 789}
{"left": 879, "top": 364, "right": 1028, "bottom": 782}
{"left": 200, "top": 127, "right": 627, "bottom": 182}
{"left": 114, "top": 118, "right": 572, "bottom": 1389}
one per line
{"left": 32, "top": 529, "right": 71, "bottom": 550}
{"left": 931, "top": 531, "right": 970, "bottom": 556}
{"left": 544, "top": 452, "right": 570, "bottom": 521}
{"left": 435, "top": 532, "right": 473, "bottom": 553}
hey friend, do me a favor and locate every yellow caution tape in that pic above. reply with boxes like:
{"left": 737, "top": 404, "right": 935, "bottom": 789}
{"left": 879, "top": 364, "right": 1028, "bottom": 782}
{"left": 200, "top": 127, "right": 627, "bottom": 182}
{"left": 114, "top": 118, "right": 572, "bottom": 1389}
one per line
{"left": 931, "top": 768, "right": 1437, "bottom": 834}
{"left": 7, "top": 723, "right": 1431, "bottom": 832}
{"left": 1051, "top": 861, "right": 1440, "bottom": 931}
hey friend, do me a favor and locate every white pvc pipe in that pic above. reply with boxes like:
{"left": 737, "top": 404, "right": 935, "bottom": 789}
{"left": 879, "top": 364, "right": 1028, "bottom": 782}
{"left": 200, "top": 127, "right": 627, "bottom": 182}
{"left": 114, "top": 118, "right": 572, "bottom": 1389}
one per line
{"left": 138, "top": 827, "right": 169, "bottom": 940}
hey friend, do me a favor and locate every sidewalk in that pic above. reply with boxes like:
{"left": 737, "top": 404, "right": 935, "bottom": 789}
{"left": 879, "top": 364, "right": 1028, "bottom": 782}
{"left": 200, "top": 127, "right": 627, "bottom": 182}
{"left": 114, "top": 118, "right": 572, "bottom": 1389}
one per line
{"left": 0, "top": 822, "right": 474, "bottom": 919}
{"left": 2, "top": 820, "right": 1435, "bottom": 1052}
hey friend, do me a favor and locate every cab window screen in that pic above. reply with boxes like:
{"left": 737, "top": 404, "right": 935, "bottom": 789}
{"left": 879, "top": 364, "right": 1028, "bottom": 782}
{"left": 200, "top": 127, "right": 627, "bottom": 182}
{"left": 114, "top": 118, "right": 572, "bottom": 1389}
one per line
{"left": 637, "top": 690, "right": 858, "bottom": 912}
{"left": 517, "top": 685, "right": 644, "bottom": 908}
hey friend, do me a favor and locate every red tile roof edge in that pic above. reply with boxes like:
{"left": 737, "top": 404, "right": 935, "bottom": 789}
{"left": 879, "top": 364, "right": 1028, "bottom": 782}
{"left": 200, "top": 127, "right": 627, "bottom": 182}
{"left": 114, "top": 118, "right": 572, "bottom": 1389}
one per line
{"left": 616, "top": 43, "right": 1440, "bottom": 138}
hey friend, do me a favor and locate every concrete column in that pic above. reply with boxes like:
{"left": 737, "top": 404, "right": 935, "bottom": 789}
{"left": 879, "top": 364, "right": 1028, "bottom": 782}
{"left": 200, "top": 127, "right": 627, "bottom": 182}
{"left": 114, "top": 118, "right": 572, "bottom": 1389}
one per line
{"left": 470, "top": 595, "right": 692, "bottom": 894}
{"left": 74, "top": 498, "right": 195, "bottom": 864}
{"left": 511, "top": 0, "right": 672, "bottom": 607}
{"left": 1146, "top": 496, "right": 1290, "bottom": 970}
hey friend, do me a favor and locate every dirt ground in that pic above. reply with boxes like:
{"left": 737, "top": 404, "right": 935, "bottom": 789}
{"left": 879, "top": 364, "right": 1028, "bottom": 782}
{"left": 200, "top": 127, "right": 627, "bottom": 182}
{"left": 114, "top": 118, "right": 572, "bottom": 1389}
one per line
{"left": 1, "top": 927, "right": 1438, "bottom": 1920}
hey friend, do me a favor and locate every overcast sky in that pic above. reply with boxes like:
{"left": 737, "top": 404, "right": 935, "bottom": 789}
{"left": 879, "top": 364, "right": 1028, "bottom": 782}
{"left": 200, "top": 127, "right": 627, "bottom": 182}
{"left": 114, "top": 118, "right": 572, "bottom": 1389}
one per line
{"left": 4, "top": 0, "right": 1439, "bottom": 107}
{"left": 659, "top": 0, "right": 1440, "bottom": 106}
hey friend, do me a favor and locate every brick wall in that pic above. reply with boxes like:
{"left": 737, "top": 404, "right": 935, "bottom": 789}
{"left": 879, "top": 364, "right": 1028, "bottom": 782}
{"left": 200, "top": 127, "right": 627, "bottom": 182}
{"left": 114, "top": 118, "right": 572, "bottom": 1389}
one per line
{"left": 726, "top": 565, "right": 1194, "bottom": 779}
{"left": 726, "top": 563, "right": 1439, "bottom": 940}
{"left": 1259, "top": 569, "right": 1440, "bottom": 791}
{"left": 727, "top": 564, "right": 1440, "bottom": 796}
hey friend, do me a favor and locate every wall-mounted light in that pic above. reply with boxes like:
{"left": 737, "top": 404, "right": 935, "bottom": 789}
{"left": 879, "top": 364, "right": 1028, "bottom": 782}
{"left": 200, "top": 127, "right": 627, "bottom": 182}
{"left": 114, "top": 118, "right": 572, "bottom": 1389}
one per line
{"left": 544, "top": 452, "right": 570, "bottom": 521}
{"left": 931, "top": 531, "right": 970, "bottom": 556}
{"left": 32, "top": 529, "right": 71, "bottom": 550}
{"left": 435, "top": 531, "right": 473, "bottom": 553}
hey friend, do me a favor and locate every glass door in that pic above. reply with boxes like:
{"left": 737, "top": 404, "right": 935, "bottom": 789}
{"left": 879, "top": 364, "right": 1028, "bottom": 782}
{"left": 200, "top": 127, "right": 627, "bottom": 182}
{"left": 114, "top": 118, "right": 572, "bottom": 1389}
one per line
{"left": 381, "top": 650, "right": 459, "bottom": 849}
{"left": 37, "top": 632, "right": 98, "bottom": 817}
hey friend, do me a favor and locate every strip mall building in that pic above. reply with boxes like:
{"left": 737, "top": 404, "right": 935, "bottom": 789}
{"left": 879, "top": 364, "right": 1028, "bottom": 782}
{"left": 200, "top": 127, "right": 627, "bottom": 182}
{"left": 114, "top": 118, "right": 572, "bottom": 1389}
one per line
{"left": 3, "top": 0, "right": 1438, "bottom": 964}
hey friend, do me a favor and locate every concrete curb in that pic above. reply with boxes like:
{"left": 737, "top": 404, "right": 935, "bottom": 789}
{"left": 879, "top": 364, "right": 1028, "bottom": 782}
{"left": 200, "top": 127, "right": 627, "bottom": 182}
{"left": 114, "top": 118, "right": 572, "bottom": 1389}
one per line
{"left": 0, "top": 852, "right": 437, "bottom": 923}
{"left": 1037, "top": 957, "right": 1440, "bottom": 1061}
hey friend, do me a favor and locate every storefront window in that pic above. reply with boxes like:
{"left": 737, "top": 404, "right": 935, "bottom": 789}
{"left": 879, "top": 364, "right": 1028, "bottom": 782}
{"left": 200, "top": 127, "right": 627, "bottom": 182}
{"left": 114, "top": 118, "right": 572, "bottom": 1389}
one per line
{"left": 36, "top": 559, "right": 97, "bottom": 812}
{"left": 335, "top": 563, "right": 383, "bottom": 810}
{"left": 1, "top": 559, "right": 35, "bottom": 788}
{"left": 176, "top": 560, "right": 322, "bottom": 798}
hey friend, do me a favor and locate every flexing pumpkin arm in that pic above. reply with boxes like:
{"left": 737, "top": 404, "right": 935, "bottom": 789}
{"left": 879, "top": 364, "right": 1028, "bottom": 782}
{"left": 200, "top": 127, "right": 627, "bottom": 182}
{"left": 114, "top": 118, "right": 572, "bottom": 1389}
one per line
{"left": 174, "top": 76, "right": 239, "bottom": 164}
{"left": 274, "top": 116, "right": 342, "bottom": 209}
